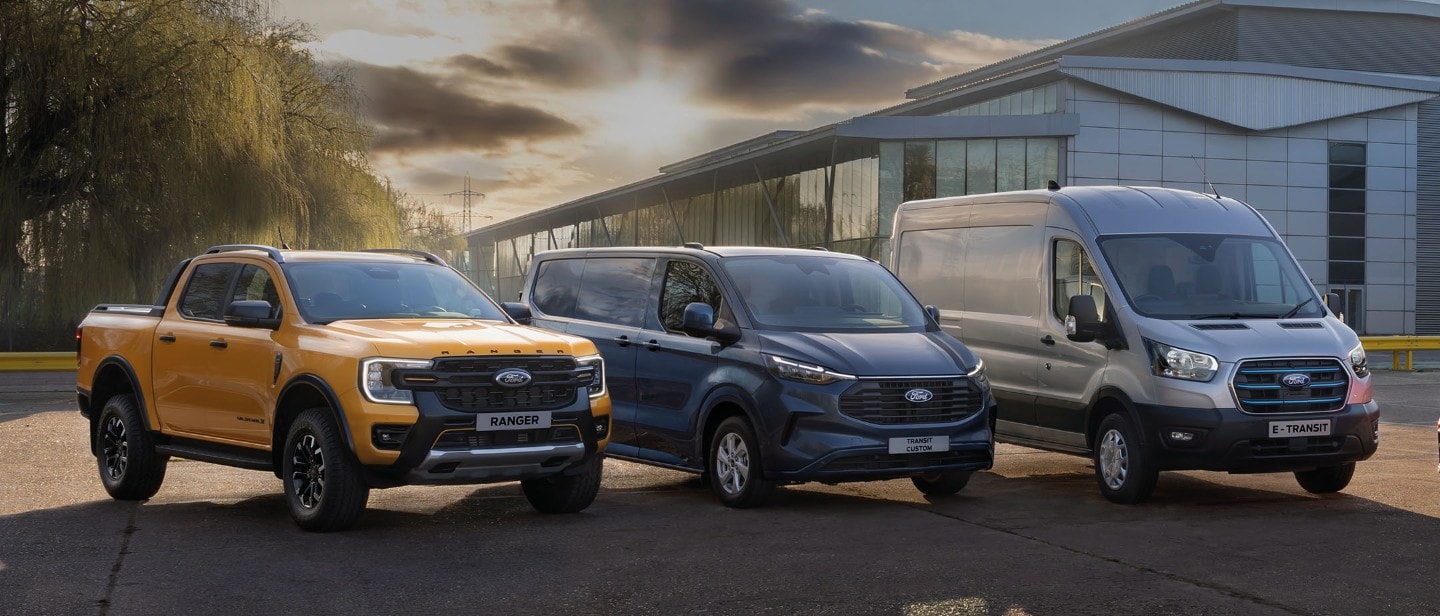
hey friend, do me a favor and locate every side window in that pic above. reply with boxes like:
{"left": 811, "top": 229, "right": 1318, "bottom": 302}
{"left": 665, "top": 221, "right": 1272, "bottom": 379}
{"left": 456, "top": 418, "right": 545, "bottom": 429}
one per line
{"left": 1053, "top": 239, "right": 1106, "bottom": 321}
{"left": 180, "top": 263, "right": 238, "bottom": 320}
{"left": 233, "top": 265, "right": 281, "bottom": 318}
{"left": 574, "top": 258, "right": 656, "bottom": 327}
{"left": 659, "top": 260, "right": 723, "bottom": 334}
{"left": 533, "top": 259, "right": 585, "bottom": 318}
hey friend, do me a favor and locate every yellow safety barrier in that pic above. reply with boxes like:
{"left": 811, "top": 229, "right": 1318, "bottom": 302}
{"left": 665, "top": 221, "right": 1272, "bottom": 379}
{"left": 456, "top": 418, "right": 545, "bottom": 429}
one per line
{"left": 0, "top": 352, "right": 77, "bottom": 372}
{"left": 1359, "top": 336, "right": 1440, "bottom": 371}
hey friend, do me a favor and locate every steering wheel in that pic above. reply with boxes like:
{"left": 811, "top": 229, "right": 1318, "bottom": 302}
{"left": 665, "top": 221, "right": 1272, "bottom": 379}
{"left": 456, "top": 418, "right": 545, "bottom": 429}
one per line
{"left": 420, "top": 305, "right": 447, "bottom": 313}
{"left": 841, "top": 303, "right": 868, "bottom": 313}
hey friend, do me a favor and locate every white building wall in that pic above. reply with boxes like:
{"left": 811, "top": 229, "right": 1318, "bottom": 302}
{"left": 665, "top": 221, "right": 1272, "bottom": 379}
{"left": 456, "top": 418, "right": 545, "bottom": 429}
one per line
{"left": 1066, "top": 81, "right": 1418, "bottom": 334}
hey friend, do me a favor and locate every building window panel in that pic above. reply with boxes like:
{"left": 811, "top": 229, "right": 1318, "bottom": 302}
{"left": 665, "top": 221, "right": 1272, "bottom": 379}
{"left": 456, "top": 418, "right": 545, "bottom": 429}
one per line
{"left": 1329, "top": 189, "right": 1365, "bottom": 213}
{"left": 966, "top": 139, "right": 997, "bottom": 194}
{"left": 1329, "top": 261, "right": 1366, "bottom": 285}
{"left": 903, "top": 141, "right": 937, "bottom": 202}
{"left": 1329, "top": 237, "right": 1365, "bottom": 261}
{"left": 996, "top": 139, "right": 1027, "bottom": 192}
{"left": 1329, "top": 165, "right": 1366, "bottom": 189}
{"left": 1329, "top": 142, "right": 1366, "bottom": 165}
{"left": 1026, "top": 138, "right": 1060, "bottom": 190}
{"left": 1329, "top": 213, "right": 1367, "bottom": 237}
{"left": 936, "top": 141, "right": 967, "bottom": 197}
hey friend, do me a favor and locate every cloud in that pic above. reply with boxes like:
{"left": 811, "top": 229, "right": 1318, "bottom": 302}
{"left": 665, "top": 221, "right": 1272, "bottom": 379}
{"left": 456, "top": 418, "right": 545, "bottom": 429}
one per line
{"left": 449, "top": 43, "right": 612, "bottom": 89}
{"left": 344, "top": 62, "right": 581, "bottom": 154}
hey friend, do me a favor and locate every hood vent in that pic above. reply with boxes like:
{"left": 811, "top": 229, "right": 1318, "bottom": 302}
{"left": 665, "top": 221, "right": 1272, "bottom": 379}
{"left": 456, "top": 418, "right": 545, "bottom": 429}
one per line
{"left": 1190, "top": 323, "right": 1250, "bottom": 330}
{"left": 1278, "top": 322, "right": 1324, "bottom": 329}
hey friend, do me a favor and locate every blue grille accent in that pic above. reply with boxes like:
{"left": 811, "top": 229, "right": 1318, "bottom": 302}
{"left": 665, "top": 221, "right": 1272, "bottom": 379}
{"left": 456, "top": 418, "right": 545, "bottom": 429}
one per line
{"left": 1232, "top": 358, "right": 1349, "bottom": 414}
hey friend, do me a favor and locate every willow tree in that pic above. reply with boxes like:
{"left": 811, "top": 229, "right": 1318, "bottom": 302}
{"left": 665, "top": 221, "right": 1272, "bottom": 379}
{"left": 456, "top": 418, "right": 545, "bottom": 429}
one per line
{"left": 0, "top": 0, "right": 401, "bottom": 349}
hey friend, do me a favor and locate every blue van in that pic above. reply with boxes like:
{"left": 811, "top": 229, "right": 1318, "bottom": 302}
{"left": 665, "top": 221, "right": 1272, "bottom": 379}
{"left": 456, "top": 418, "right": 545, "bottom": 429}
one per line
{"left": 505, "top": 245, "right": 995, "bottom": 507}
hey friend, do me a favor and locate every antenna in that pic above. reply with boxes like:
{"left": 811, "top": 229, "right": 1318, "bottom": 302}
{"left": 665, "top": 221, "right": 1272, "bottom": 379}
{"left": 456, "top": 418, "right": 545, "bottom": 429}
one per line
{"left": 1190, "top": 156, "right": 1221, "bottom": 198}
{"left": 277, "top": 226, "right": 292, "bottom": 250}
{"left": 446, "top": 174, "right": 486, "bottom": 233}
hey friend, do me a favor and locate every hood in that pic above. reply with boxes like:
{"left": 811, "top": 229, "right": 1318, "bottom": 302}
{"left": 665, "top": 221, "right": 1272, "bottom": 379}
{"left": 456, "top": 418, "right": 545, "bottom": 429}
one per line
{"left": 1136, "top": 317, "right": 1361, "bottom": 363}
{"left": 324, "top": 319, "right": 593, "bottom": 358}
{"left": 758, "top": 330, "right": 979, "bottom": 377}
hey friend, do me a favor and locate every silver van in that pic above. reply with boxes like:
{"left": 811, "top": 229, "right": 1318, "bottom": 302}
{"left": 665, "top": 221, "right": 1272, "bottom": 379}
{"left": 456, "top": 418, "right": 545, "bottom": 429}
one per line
{"left": 891, "top": 186, "right": 1379, "bottom": 503}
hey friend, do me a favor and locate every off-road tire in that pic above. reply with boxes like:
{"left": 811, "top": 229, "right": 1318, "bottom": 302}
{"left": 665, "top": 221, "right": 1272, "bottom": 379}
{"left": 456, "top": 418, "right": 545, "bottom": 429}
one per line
{"left": 522, "top": 455, "right": 604, "bottom": 513}
{"left": 96, "top": 394, "right": 169, "bottom": 500}
{"left": 282, "top": 408, "right": 370, "bottom": 532}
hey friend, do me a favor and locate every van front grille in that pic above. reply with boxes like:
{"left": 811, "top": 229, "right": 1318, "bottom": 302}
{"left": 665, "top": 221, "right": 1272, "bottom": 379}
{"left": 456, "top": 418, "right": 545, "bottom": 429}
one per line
{"left": 1232, "top": 358, "right": 1349, "bottom": 414}
{"left": 395, "top": 356, "right": 586, "bottom": 412}
{"left": 838, "top": 379, "right": 983, "bottom": 425}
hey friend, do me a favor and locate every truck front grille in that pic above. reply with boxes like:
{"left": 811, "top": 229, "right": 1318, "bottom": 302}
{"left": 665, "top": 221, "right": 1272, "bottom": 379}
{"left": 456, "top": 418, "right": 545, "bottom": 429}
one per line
{"left": 838, "top": 378, "right": 982, "bottom": 425}
{"left": 396, "top": 356, "right": 584, "bottom": 412}
{"left": 1232, "top": 358, "right": 1349, "bottom": 414}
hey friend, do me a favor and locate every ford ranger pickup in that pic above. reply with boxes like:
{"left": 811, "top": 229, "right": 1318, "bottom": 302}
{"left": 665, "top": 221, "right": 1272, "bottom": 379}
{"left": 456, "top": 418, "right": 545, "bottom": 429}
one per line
{"left": 76, "top": 245, "right": 610, "bottom": 531}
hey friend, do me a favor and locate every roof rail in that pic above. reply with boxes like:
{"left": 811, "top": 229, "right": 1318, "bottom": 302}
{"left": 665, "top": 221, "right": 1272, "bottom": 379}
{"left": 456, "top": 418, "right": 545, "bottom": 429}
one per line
{"left": 205, "top": 244, "right": 285, "bottom": 263}
{"left": 361, "top": 248, "right": 448, "bottom": 267}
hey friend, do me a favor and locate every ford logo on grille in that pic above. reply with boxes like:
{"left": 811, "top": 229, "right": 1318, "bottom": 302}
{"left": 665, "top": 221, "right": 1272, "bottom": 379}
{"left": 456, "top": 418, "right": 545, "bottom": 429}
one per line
{"left": 904, "top": 388, "right": 934, "bottom": 403}
{"left": 494, "top": 369, "right": 533, "bottom": 388}
{"left": 1280, "top": 373, "right": 1311, "bottom": 389}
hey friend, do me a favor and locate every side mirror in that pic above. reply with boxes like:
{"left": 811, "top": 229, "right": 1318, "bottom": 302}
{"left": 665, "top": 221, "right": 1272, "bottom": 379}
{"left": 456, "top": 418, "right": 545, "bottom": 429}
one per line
{"left": 682, "top": 302, "right": 739, "bottom": 343}
{"left": 500, "top": 302, "right": 532, "bottom": 325}
{"left": 1325, "top": 292, "right": 1343, "bottom": 321}
{"left": 1065, "top": 295, "right": 1102, "bottom": 343}
{"left": 924, "top": 305, "right": 941, "bottom": 323}
{"left": 224, "top": 300, "right": 280, "bottom": 329}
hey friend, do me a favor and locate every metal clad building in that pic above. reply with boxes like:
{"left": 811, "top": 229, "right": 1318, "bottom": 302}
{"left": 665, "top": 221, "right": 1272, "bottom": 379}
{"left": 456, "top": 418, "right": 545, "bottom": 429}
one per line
{"left": 466, "top": 0, "right": 1440, "bottom": 334}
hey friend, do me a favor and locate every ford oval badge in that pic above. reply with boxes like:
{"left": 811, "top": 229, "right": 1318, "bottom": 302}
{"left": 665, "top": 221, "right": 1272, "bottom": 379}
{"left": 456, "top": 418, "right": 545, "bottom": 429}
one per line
{"left": 494, "top": 368, "right": 533, "bottom": 388}
{"left": 905, "top": 388, "right": 934, "bottom": 403}
{"left": 1280, "top": 373, "right": 1311, "bottom": 389}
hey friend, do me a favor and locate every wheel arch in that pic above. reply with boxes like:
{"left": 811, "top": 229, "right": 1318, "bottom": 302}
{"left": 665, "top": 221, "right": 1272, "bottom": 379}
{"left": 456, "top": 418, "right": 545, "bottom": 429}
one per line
{"left": 1084, "top": 386, "right": 1142, "bottom": 451}
{"left": 272, "top": 375, "right": 355, "bottom": 477}
{"left": 88, "top": 356, "right": 150, "bottom": 453}
{"left": 694, "top": 388, "right": 764, "bottom": 465}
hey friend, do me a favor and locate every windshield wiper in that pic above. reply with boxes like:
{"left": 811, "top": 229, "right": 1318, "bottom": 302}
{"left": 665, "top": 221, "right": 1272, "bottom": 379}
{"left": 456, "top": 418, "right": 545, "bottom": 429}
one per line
{"left": 1280, "top": 297, "right": 1316, "bottom": 319}
{"left": 1192, "top": 313, "right": 1280, "bottom": 320}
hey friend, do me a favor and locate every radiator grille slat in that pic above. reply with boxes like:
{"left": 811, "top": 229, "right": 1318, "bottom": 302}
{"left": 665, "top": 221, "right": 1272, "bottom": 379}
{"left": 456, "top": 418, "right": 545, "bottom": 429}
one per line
{"left": 1232, "top": 358, "right": 1349, "bottom": 414}
{"left": 839, "top": 379, "right": 983, "bottom": 425}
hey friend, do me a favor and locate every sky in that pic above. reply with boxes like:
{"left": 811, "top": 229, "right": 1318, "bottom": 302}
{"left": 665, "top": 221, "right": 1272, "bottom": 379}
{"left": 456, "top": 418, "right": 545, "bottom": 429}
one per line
{"left": 270, "top": 0, "right": 1190, "bottom": 228}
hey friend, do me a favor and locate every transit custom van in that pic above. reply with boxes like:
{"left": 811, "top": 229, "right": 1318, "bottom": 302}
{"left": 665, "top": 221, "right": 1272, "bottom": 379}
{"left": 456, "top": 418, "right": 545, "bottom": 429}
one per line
{"left": 891, "top": 186, "right": 1379, "bottom": 503}
{"left": 506, "top": 245, "right": 996, "bottom": 507}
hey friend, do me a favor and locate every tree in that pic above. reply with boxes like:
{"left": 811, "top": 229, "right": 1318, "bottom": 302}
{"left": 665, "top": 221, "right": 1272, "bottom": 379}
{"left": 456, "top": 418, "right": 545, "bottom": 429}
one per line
{"left": 0, "top": 0, "right": 402, "bottom": 349}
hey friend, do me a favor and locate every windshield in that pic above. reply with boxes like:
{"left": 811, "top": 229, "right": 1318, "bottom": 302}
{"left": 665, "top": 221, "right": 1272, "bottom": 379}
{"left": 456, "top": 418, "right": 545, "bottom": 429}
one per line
{"left": 1098, "top": 234, "right": 1323, "bottom": 320}
{"left": 722, "top": 255, "right": 928, "bottom": 331}
{"left": 284, "top": 262, "right": 507, "bottom": 324}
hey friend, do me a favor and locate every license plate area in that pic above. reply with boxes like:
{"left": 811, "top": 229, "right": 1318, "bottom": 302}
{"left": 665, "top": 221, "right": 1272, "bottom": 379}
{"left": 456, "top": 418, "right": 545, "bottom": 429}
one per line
{"left": 1267, "top": 419, "right": 1331, "bottom": 437}
{"left": 888, "top": 435, "right": 949, "bottom": 454}
{"left": 476, "top": 411, "right": 552, "bottom": 432}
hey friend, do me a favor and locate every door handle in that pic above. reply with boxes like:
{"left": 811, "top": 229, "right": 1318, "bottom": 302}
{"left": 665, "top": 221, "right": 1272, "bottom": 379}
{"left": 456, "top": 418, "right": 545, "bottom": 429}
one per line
{"left": 613, "top": 335, "right": 631, "bottom": 347}
{"left": 1041, "top": 335, "right": 1055, "bottom": 346}
{"left": 158, "top": 333, "right": 177, "bottom": 343}
{"left": 642, "top": 339, "right": 661, "bottom": 351}
{"left": 209, "top": 339, "right": 228, "bottom": 349}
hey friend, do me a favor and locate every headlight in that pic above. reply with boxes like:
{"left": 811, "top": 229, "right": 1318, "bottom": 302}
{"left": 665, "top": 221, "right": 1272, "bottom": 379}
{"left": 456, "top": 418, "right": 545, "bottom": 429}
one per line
{"left": 1349, "top": 343, "right": 1369, "bottom": 378}
{"left": 764, "top": 354, "right": 855, "bottom": 385}
{"left": 1145, "top": 340, "right": 1218, "bottom": 382}
{"left": 576, "top": 354, "right": 606, "bottom": 399}
{"left": 360, "top": 358, "right": 433, "bottom": 405}
{"left": 967, "top": 359, "right": 989, "bottom": 391}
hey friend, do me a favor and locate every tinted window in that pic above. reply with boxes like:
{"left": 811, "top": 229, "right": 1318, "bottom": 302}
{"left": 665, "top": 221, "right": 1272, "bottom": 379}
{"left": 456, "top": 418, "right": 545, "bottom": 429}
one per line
{"left": 285, "top": 262, "right": 507, "bottom": 323}
{"left": 659, "top": 260, "right": 723, "bottom": 334}
{"left": 574, "top": 258, "right": 655, "bottom": 327}
{"left": 533, "top": 259, "right": 584, "bottom": 318}
{"left": 233, "top": 265, "right": 281, "bottom": 318}
{"left": 180, "top": 263, "right": 238, "bottom": 320}
{"left": 1100, "top": 234, "right": 1321, "bottom": 319}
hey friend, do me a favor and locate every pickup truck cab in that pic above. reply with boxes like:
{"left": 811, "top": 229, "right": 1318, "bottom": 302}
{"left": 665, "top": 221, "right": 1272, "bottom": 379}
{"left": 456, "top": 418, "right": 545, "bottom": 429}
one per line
{"left": 77, "top": 245, "right": 610, "bottom": 531}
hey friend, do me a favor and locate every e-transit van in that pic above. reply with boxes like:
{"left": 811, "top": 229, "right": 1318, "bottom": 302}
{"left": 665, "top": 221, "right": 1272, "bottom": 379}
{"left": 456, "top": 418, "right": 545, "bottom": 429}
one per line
{"left": 505, "top": 245, "right": 995, "bottom": 507}
{"left": 891, "top": 186, "right": 1379, "bottom": 503}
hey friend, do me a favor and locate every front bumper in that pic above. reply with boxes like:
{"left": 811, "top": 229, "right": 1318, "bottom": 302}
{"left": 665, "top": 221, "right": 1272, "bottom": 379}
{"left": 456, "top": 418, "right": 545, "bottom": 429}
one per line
{"left": 363, "top": 391, "right": 609, "bottom": 487}
{"left": 1139, "top": 400, "right": 1380, "bottom": 473}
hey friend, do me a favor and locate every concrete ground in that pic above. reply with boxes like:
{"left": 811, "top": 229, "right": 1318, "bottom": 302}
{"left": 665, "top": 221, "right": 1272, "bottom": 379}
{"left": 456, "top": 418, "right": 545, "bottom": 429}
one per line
{"left": 0, "top": 370, "right": 1436, "bottom": 615}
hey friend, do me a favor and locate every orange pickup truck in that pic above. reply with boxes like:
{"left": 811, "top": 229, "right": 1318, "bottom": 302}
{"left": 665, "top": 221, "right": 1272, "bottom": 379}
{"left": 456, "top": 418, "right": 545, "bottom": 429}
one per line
{"left": 76, "top": 245, "right": 610, "bottom": 531}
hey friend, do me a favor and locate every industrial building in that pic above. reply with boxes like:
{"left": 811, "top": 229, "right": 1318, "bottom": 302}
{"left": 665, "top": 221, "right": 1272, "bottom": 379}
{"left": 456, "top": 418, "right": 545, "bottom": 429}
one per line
{"left": 465, "top": 0, "right": 1440, "bottom": 334}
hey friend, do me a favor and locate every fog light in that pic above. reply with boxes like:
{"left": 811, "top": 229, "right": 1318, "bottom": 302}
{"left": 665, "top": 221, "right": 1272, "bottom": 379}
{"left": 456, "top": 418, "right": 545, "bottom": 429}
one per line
{"left": 371, "top": 425, "right": 410, "bottom": 450}
{"left": 1169, "top": 430, "right": 1195, "bottom": 443}
{"left": 594, "top": 415, "right": 610, "bottom": 439}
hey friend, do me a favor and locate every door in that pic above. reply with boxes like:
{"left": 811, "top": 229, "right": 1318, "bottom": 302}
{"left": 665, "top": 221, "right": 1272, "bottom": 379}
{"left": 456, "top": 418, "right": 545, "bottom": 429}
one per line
{"left": 1036, "top": 235, "right": 1109, "bottom": 447}
{"left": 631, "top": 258, "right": 726, "bottom": 468}
{"left": 214, "top": 264, "right": 284, "bottom": 445}
{"left": 152, "top": 261, "right": 240, "bottom": 437}
{"left": 563, "top": 257, "right": 657, "bottom": 453}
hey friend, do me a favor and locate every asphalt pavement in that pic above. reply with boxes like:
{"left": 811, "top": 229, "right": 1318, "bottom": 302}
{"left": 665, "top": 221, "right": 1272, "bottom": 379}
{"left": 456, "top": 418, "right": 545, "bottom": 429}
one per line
{"left": 1, "top": 370, "right": 1437, "bottom": 615}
